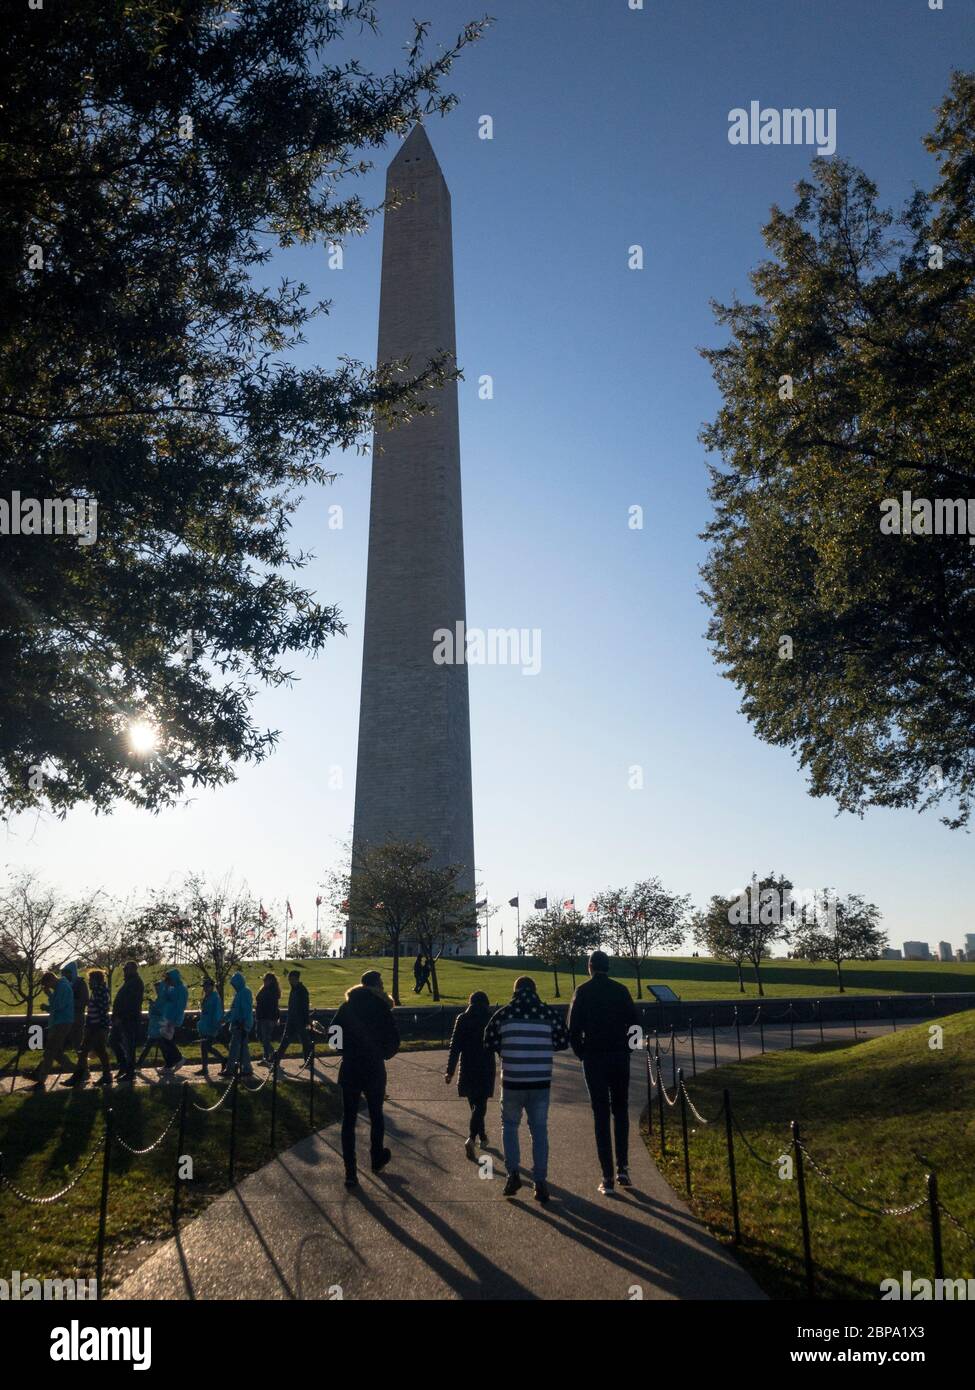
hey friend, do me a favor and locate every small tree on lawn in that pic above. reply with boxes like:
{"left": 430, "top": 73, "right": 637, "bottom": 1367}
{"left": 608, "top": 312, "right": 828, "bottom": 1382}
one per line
{"left": 521, "top": 904, "right": 600, "bottom": 998}
{"left": 138, "top": 873, "right": 262, "bottom": 1000}
{"left": 412, "top": 868, "right": 475, "bottom": 1001}
{"left": 728, "top": 872, "right": 794, "bottom": 997}
{"left": 337, "top": 840, "right": 470, "bottom": 1005}
{"left": 596, "top": 878, "right": 690, "bottom": 999}
{"left": 790, "top": 890, "right": 885, "bottom": 992}
{"left": 692, "top": 896, "right": 751, "bottom": 993}
{"left": 74, "top": 894, "right": 161, "bottom": 993}
{"left": 0, "top": 872, "right": 93, "bottom": 1070}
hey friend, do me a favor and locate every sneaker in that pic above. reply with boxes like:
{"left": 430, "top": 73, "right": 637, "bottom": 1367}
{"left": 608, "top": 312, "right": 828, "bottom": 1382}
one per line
{"left": 371, "top": 1147, "right": 392, "bottom": 1174}
{"left": 616, "top": 1169, "right": 633, "bottom": 1188}
{"left": 170, "top": 1059, "right": 185, "bottom": 1074}
{"left": 479, "top": 1133, "right": 489, "bottom": 1146}
{"left": 598, "top": 1179, "right": 615, "bottom": 1195}
{"left": 502, "top": 1172, "right": 522, "bottom": 1198}
{"left": 533, "top": 1179, "right": 551, "bottom": 1205}
{"left": 464, "top": 1137, "right": 478, "bottom": 1163}
{"left": 95, "top": 1075, "right": 112, "bottom": 1088}
{"left": 192, "top": 1067, "right": 208, "bottom": 1076}
{"left": 60, "top": 1074, "right": 84, "bottom": 1088}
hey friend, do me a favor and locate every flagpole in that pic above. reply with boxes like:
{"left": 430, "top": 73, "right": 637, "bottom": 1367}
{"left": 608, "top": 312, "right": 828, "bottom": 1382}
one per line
{"left": 516, "top": 898, "right": 521, "bottom": 957}
{"left": 485, "top": 900, "right": 490, "bottom": 957}
{"left": 315, "top": 898, "right": 320, "bottom": 958}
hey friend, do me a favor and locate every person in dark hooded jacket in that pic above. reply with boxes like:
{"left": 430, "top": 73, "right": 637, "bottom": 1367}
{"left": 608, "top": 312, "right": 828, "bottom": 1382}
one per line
{"left": 111, "top": 960, "right": 145, "bottom": 1082}
{"left": 331, "top": 970, "right": 400, "bottom": 1187}
{"left": 445, "top": 991, "right": 496, "bottom": 1161}
{"left": 61, "top": 961, "right": 89, "bottom": 1060}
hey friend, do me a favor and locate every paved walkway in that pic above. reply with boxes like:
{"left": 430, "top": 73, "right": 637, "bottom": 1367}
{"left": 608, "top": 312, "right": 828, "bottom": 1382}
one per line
{"left": 111, "top": 1047, "right": 763, "bottom": 1301}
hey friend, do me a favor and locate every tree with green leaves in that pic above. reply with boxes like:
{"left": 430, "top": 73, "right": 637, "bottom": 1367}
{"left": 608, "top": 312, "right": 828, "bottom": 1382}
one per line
{"left": 700, "top": 72, "right": 975, "bottom": 830}
{"left": 336, "top": 840, "right": 470, "bottom": 1005}
{"left": 595, "top": 877, "right": 690, "bottom": 999}
{"left": 0, "top": 1, "right": 485, "bottom": 818}
{"left": 790, "top": 890, "right": 886, "bottom": 992}
{"left": 520, "top": 904, "right": 600, "bottom": 998}
{"left": 692, "top": 895, "right": 751, "bottom": 994}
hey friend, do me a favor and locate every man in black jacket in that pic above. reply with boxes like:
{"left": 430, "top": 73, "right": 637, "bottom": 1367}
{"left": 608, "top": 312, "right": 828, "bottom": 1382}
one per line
{"left": 111, "top": 960, "right": 145, "bottom": 1083}
{"left": 567, "top": 951, "right": 639, "bottom": 1194}
{"left": 331, "top": 970, "right": 400, "bottom": 1188}
{"left": 276, "top": 969, "right": 311, "bottom": 1063}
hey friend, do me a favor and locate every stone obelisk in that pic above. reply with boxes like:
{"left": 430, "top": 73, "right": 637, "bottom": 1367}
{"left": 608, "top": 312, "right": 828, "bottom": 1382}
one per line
{"left": 351, "top": 124, "right": 475, "bottom": 946}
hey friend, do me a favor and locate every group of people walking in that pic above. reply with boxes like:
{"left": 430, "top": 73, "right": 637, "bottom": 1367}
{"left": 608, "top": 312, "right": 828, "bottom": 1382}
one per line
{"left": 26, "top": 962, "right": 314, "bottom": 1090}
{"left": 336, "top": 950, "right": 638, "bottom": 1199}
{"left": 27, "top": 950, "right": 639, "bottom": 1200}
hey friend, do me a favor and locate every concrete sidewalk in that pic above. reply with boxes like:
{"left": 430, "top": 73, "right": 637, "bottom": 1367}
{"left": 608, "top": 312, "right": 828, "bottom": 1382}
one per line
{"left": 110, "top": 1048, "right": 763, "bottom": 1301}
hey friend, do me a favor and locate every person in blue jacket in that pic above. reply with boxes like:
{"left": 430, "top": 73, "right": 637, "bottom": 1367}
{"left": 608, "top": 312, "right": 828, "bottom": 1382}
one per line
{"left": 29, "top": 970, "right": 75, "bottom": 1089}
{"left": 195, "top": 977, "right": 225, "bottom": 1076}
{"left": 222, "top": 971, "right": 254, "bottom": 1078}
{"left": 159, "top": 967, "right": 188, "bottom": 1073}
{"left": 134, "top": 980, "right": 166, "bottom": 1071}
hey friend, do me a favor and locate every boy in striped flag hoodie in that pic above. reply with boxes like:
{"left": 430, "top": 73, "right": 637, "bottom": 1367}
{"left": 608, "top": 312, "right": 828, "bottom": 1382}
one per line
{"left": 484, "top": 976, "right": 569, "bottom": 1204}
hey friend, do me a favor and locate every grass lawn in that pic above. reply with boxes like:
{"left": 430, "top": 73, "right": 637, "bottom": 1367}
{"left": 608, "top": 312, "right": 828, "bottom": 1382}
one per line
{"left": 0, "top": 1066, "right": 341, "bottom": 1291}
{"left": 644, "top": 1011, "right": 975, "bottom": 1299}
{"left": 4, "top": 953, "right": 971, "bottom": 1017}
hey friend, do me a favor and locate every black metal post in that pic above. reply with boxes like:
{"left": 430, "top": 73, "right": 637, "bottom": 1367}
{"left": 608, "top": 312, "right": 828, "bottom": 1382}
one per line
{"left": 308, "top": 1039, "right": 316, "bottom": 1128}
{"left": 817, "top": 999, "right": 824, "bottom": 1045}
{"left": 172, "top": 1080, "right": 189, "bottom": 1221}
{"left": 678, "top": 1068, "right": 691, "bottom": 1195}
{"left": 890, "top": 995, "right": 897, "bottom": 1033}
{"left": 734, "top": 1006, "right": 741, "bottom": 1062}
{"left": 655, "top": 1049, "right": 666, "bottom": 1156}
{"left": 95, "top": 1109, "right": 114, "bottom": 1301}
{"left": 689, "top": 1017, "right": 697, "bottom": 1077}
{"left": 228, "top": 1074, "right": 239, "bottom": 1186}
{"left": 670, "top": 1026, "right": 677, "bottom": 1089}
{"left": 440, "top": 1004, "right": 445, "bottom": 1047}
{"left": 711, "top": 1010, "right": 717, "bottom": 1069}
{"left": 791, "top": 1120, "right": 815, "bottom": 1298}
{"left": 723, "top": 1090, "right": 740, "bottom": 1245}
{"left": 645, "top": 1039, "right": 653, "bottom": 1135}
{"left": 270, "top": 1055, "right": 279, "bottom": 1150}
{"left": 927, "top": 1172, "right": 945, "bottom": 1282}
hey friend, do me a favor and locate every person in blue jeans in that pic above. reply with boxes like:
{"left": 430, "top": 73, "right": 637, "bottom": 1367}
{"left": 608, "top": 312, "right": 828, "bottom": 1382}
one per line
{"left": 194, "top": 977, "right": 225, "bottom": 1076}
{"left": 484, "top": 977, "right": 569, "bottom": 1205}
{"left": 223, "top": 971, "right": 254, "bottom": 1077}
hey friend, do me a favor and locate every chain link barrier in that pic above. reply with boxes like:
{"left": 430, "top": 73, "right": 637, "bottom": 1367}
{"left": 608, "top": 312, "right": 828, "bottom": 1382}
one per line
{"left": 0, "top": 1135, "right": 105, "bottom": 1205}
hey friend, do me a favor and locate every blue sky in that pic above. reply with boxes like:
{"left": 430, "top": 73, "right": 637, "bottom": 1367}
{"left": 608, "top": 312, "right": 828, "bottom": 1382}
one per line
{"left": 9, "top": 0, "right": 975, "bottom": 955}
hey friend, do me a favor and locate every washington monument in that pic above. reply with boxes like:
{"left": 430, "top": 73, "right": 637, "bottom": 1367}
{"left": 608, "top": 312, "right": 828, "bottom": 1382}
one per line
{"left": 351, "top": 124, "right": 475, "bottom": 942}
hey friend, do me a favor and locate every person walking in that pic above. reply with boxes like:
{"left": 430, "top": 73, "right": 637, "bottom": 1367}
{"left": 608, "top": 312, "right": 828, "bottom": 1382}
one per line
{"left": 134, "top": 980, "right": 166, "bottom": 1071}
{"left": 62, "top": 961, "right": 89, "bottom": 1068}
{"left": 111, "top": 960, "right": 144, "bottom": 1083}
{"left": 276, "top": 969, "right": 311, "bottom": 1063}
{"left": 223, "top": 971, "right": 254, "bottom": 1077}
{"left": 567, "top": 950, "right": 639, "bottom": 1194}
{"left": 63, "top": 969, "right": 113, "bottom": 1088}
{"left": 158, "top": 968, "right": 188, "bottom": 1074}
{"left": 194, "top": 976, "right": 225, "bottom": 1076}
{"left": 254, "top": 972, "right": 281, "bottom": 1064}
{"left": 331, "top": 970, "right": 400, "bottom": 1188}
{"left": 445, "top": 991, "right": 495, "bottom": 1162}
{"left": 484, "top": 976, "right": 569, "bottom": 1204}
{"left": 29, "top": 970, "right": 75, "bottom": 1090}
{"left": 412, "top": 953, "right": 425, "bottom": 995}
{"left": 419, "top": 956, "right": 433, "bottom": 994}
